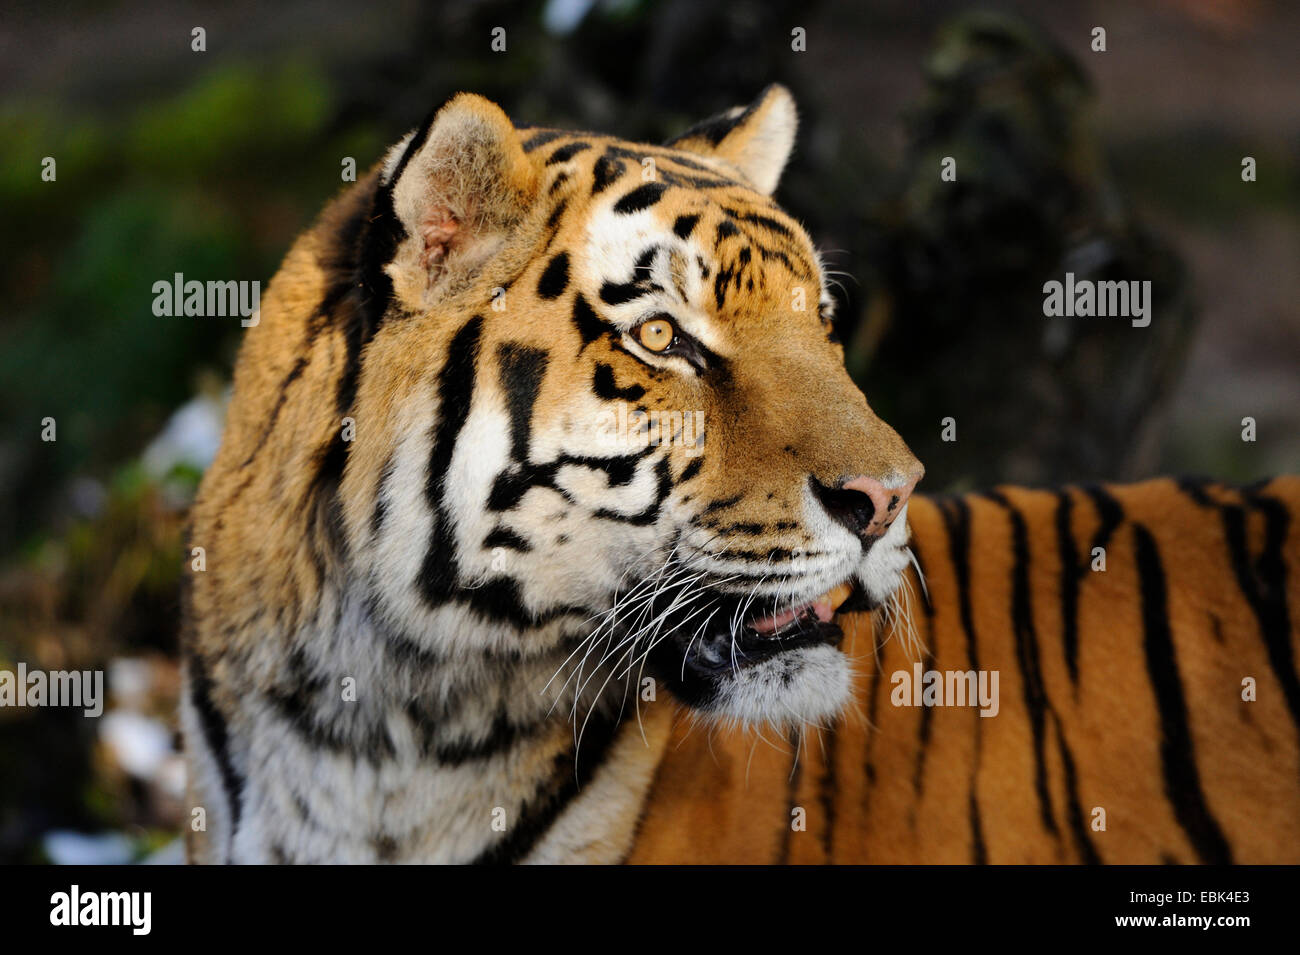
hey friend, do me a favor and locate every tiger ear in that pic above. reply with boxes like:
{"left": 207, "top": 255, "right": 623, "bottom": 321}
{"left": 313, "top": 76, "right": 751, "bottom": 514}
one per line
{"left": 665, "top": 84, "right": 798, "bottom": 195}
{"left": 383, "top": 93, "right": 538, "bottom": 304}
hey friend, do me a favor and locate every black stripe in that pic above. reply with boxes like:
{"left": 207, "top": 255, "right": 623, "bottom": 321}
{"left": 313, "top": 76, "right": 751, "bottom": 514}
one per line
{"left": 938, "top": 498, "right": 979, "bottom": 671}
{"left": 863, "top": 647, "right": 885, "bottom": 787}
{"left": 536, "top": 252, "right": 570, "bottom": 299}
{"left": 240, "top": 356, "right": 309, "bottom": 468}
{"left": 593, "top": 456, "right": 672, "bottom": 526}
{"left": 819, "top": 728, "right": 838, "bottom": 861}
{"left": 1239, "top": 490, "right": 1300, "bottom": 752}
{"left": 522, "top": 129, "right": 564, "bottom": 152}
{"left": 591, "top": 154, "right": 625, "bottom": 194}
{"left": 613, "top": 182, "right": 668, "bottom": 215}
{"left": 483, "top": 526, "right": 531, "bottom": 553}
{"left": 667, "top": 99, "right": 758, "bottom": 148}
{"left": 571, "top": 293, "right": 611, "bottom": 347}
{"left": 376, "top": 614, "right": 529, "bottom": 669}
{"left": 341, "top": 186, "right": 394, "bottom": 402}
{"left": 1176, "top": 475, "right": 1215, "bottom": 508}
{"left": 370, "top": 452, "right": 396, "bottom": 539}
{"left": 911, "top": 642, "right": 936, "bottom": 798}
{"left": 306, "top": 432, "right": 349, "bottom": 562}
{"left": 496, "top": 343, "right": 549, "bottom": 462}
{"left": 471, "top": 711, "right": 623, "bottom": 864}
{"left": 775, "top": 733, "right": 804, "bottom": 864}
{"left": 263, "top": 648, "right": 397, "bottom": 760}
{"left": 544, "top": 197, "right": 569, "bottom": 233}
{"left": 606, "top": 144, "right": 738, "bottom": 187}
{"left": 546, "top": 141, "right": 590, "bottom": 165}
{"left": 672, "top": 213, "right": 700, "bottom": 239}
{"left": 1191, "top": 484, "right": 1300, "bottom": 759}
{"left": 1053, "top": 713, "right": 1101, "bottom": 863}
{"left": 487, "top": 448, "right": 648, "bottom": 512}
{"left": 186, "top": 652, "right": 245, "bottom": 855}
{"left": 419, "top": 317, "right": 485, "bottom": 605}
{"left": 702, "top": 493, "right": 743, "bottom": 515}
{"left": 712, "top": 262, "right": 734, "bottom": 310}
{"left": 868, "top": 647, "right": 889, "bottom": 795}
{"left": 409, "top": 704, "right": 544, "bottom": 766}
{"left": 415, "top": 321, "right": 585, "bottom": 628}
{"left": 986, "top": 491, "right": 1058, "bottom": 837}
{"left": 316, "top": 176, "right": 388, "bottom": 423}
{"left": 1054, "top": 489, "right": 1081, "bottom": 686}
{"left": 935, "top": 499, "right": 988, "bottom": 860}
{"left": 593, "top": 363, "right": 645, "bottom": 401}
{"left": 1133, "top": 522, "right": 1233, "bottom": 864}
{"left": 969, "top": 791, "right": 988, "bottom": 864}
{"left": 600, "top": 278, "right": 654, "bottom": 306}
{"left": 1081, "top": 483, "right": 1124, "bottom": 558}
{"left": 722, "top": 207, "right": 798, "bottom": 241}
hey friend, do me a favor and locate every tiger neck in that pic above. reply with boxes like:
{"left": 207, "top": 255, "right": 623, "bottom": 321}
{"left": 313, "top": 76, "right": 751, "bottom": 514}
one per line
{"left": 243, "top": 579, "right": 674, "bottom": 863}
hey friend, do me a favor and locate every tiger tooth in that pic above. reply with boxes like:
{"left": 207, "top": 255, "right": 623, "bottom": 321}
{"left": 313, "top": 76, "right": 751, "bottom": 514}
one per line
{"left": 827, "top": 582, "right": 854, "bottom": 613}
{"left": 753, "top": 581, "right": 856, "bottom": 633}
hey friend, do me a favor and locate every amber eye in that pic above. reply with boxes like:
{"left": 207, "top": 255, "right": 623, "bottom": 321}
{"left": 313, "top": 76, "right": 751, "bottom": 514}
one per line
{"left": 637, "top": 318, "right": 675, "bottom": 352}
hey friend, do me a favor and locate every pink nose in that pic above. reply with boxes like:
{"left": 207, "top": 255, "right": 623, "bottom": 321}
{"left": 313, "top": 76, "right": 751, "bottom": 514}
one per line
{"left": 814, "top": 471, "right": 921, "bottom": 538}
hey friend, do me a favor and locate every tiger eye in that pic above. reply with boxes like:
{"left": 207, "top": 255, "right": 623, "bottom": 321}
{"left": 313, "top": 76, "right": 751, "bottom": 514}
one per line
{"left": 638, "top": 319, "right": 674, "bottom": 352}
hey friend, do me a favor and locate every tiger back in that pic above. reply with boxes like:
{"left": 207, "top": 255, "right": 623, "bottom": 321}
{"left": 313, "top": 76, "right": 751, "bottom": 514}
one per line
{"left": 628, "top": 478, "right": 1300, "bottom": 863}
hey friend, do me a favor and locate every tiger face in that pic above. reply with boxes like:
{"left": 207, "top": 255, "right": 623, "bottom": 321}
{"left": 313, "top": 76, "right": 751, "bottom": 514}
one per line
{"left": 342, "top": 86, "right": 922, "bottom": 730}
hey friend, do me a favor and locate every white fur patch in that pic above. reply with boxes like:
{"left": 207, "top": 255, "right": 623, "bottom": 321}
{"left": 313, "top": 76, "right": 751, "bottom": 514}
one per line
{"left": 730, "top": 86, "right": 798, "bottom": 196}
{"left": 711, "top": 643, "right": 852, "bottom": 730}
{"left": 858, "top": 503, "right": 914, "bottom": 605}
{"left": 380, "top": 130, "right": 416, "bottom": 185}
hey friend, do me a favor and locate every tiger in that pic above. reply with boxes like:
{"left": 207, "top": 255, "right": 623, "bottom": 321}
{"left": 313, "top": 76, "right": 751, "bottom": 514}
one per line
{"left": 181, "top": 85, "right": 1300, "bottom": 864}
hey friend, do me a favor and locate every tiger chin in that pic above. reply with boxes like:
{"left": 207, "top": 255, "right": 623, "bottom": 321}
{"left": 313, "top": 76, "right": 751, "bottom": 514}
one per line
{"left": 182, "top": 84, "right": 925, "bottom": 864}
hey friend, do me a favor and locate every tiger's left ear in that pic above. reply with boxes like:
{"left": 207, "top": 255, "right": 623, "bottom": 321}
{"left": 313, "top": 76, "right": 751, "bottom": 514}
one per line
{"left": 665, "top": 84, "right": 798, "bottom": 195}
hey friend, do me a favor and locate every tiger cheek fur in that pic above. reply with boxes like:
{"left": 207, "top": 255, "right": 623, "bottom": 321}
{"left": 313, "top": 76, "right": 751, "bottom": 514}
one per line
{"left": 181, "top": 85, "right": 926, "bottom": 864}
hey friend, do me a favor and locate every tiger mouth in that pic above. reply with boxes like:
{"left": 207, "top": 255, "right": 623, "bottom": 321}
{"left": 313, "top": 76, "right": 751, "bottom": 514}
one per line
{"left": 649, "top": 579, "right": 861, "bottom": 688}
{"left": 748, "top": 581, "right": 856, "bottom": 635}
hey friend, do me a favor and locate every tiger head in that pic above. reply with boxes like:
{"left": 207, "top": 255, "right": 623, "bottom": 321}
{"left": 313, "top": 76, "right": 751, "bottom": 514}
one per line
{"left": 340, "top": 86, "right": 922, "bottom": 729}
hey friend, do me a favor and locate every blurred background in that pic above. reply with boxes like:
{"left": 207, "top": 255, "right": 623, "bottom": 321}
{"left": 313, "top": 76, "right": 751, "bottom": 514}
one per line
{"left": 0, "top": 0, "right": 1297, "bottom": 862}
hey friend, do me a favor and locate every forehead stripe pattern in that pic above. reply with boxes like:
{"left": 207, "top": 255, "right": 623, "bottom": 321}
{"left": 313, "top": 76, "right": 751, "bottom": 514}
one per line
{"left": 613, "top": 182, "right": 669, "bottom": 215}
{"left": 546, "top": 141, "right": 591, "bottom": 165}
{"left": 591, "top": 154, "right": 625, "bottom": 194}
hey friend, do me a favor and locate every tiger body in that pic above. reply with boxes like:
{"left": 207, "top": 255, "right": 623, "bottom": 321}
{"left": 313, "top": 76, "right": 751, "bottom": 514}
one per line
{"left": 181, "top": 86, "right": 1300, "bottom": 864}
{"left": 630, "top": 480, "right": 1300, "bottom": 863}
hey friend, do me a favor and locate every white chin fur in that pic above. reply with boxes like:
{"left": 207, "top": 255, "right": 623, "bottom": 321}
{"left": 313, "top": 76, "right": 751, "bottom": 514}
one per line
{"left": 707, "top": 644, "right": 852, "bottom": 730}
{"left": 858, "top": 503, "right": 913, "bottom": 605}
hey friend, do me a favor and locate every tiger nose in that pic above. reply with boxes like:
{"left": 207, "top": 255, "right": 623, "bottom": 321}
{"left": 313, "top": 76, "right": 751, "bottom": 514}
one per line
{"left": 813, "top": 470, "right": 922, "bottom": 538}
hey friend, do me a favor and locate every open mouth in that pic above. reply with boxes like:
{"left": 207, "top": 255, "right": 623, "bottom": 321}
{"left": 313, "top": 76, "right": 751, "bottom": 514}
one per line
{"left": 644, "top": 578, "right": 863, "bottom": 706}
{"left": 687, "top": 580, "right": 856, "bottom": 667}
{"left": 748, "top": 580, "right": 856, "bottom": 635}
